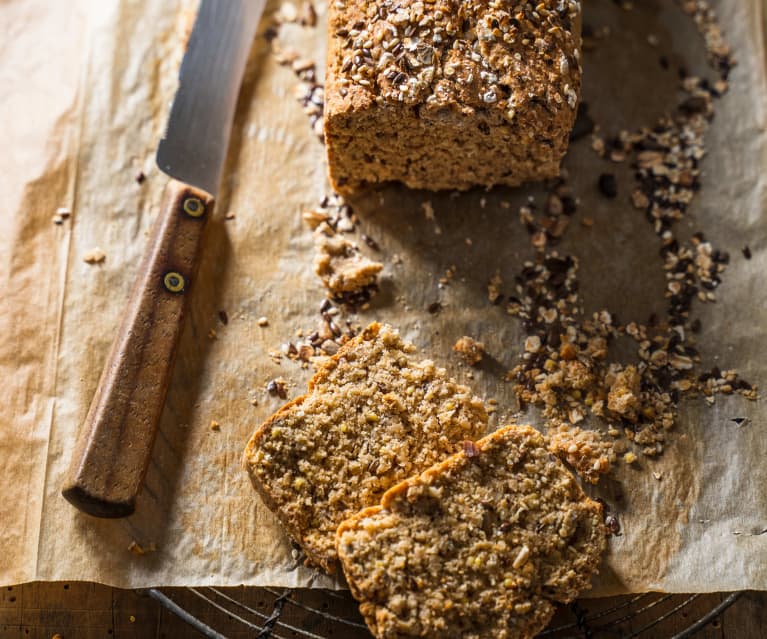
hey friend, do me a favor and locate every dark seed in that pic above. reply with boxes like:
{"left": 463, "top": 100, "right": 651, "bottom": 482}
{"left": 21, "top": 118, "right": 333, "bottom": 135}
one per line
{"left": 690, "top": 318, "right": 702, "bottom": 333}
{"left": 561, "top": 196, "right": 577, "bottom": 216}
{"left": 267, "top": 380, "right": 287, "bottom": 400}
{"left": 462, "top": 440, "right": 480, "bottom": 458}
{"left": 605, "top": 515, "right": 621, "bottom": 536}
{"left": 264, "top": 26, "right": 279, "bottom": 42}
{"left": 598, "top": 173, "right": 618, "bottom": 199}
{"left": 218, "top": 310, "right": 229, "bottom": 325}
{"left": 361, "top": 234, "right": 380, "bottom": 250}
{"left": 743, "top": 245, "right": 752, "bottom": 260}
{"left": 679, "top": 96, "right": 709, "bottom": 116}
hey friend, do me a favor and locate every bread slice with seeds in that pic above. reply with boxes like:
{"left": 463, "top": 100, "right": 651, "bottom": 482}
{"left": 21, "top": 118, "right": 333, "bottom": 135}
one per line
{"left": 336, "top": 424, "right": 606, "bottom": 639}
{"left": 243, "top": 322, "right": 488, "bottom": 573}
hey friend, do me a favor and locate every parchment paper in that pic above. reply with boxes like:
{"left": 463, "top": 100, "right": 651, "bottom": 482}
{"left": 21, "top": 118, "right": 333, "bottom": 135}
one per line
{"left": 2, "top": 0, "right": 765, "bottom": 595}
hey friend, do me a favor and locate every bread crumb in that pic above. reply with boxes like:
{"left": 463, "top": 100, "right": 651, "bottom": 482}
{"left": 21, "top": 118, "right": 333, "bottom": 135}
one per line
{"left": 83, "top": 248, "right": 106, "bottom": 264}
{"left": 210, "top": 420, "right": 221, "bottom": 431}
{"left": 300, "top": 2, "right": 317, "bottom": 27}
{"left": 487, "top": 271, "right": 503, "bottom": 304}
{"left": 452, "top": 336, "right": 485, "bottom": 366}
{"left": 258, "top": 317, "right": 269, "bottom": 327}
{"left": 313, "top": 228, "right": 382, "bottom": 301}
{"left": 128, "top": 540, "right": 156, "bottom": 556}
{"left": 607, "top": 366, "right": 641, "bottom": 422}
{"left": 302, "top": 209, "right": 329, "bottom": 230}
{"left": 548, "top": 423, "right": 615, "bottom": 484}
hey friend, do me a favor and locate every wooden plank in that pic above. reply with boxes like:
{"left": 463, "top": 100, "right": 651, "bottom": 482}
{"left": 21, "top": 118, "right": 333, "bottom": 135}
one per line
{"left": 111, "top": 588, "right": 159, "bottom": 637}
{"left": 0, "top": 585, "right": 21, "bottom": 629}
{"left": 720, "top": 592, "right": 767, "bottom": 639}
{"left": 1, "top": 582, "right": 115, "bottom": 639}
{"left": 0, "top": 582, "right": 765, "bottom": 638}
{"left": 22, "top": 582, "right": 110, "bottom": 611}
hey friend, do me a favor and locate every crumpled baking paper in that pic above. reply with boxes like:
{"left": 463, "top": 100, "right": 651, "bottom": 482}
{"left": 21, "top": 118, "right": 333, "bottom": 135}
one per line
{"left": 1, "top": 0, "right": 765, "bottom": 594}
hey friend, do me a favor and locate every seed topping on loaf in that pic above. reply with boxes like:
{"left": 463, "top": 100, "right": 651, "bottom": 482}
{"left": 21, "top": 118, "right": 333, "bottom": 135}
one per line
{"left": 330, "top": 0, "right": 581, "bottom": 117}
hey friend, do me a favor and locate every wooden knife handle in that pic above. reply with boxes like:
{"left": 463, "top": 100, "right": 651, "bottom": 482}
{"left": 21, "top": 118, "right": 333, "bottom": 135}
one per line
{"left": 62, "top": 179, "right": 214, "bottom": 518}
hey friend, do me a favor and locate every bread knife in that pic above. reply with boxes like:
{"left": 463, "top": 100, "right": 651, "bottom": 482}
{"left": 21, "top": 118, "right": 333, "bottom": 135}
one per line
{"left": 62, "top": 0, "right": 266, "bottom": 518}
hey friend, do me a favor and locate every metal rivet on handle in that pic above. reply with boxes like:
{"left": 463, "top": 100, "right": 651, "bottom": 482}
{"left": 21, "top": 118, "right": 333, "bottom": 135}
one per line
{"left": 163, "top": 271, "right": 186, "bottom": 293}
{"left": 183, "top": 197, "right": 205, "bottom": 218}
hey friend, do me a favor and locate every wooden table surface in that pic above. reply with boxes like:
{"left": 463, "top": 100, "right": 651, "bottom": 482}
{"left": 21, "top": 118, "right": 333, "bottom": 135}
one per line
{"left": 1, "top": 583, "right": 765, "bottom": 638}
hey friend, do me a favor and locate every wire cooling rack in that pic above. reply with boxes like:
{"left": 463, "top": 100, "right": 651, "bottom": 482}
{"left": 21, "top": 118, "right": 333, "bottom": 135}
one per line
{"left": 146, "top": 587, "right": 742, "bottom": 638}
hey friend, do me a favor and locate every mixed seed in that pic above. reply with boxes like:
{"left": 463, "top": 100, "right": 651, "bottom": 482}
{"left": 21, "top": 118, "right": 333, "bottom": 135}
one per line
{"left": 506, "top": 0, "right": 754, "bottom": 482}
{"left": 267, "top": 2, "right": 325, "bottom": 141}
{"left": 330, "top": 0, "right": 581, "bottom": 119}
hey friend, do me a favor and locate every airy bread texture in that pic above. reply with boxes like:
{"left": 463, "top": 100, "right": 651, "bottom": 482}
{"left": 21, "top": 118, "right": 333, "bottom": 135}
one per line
{"left": 325, "top": 0, "right": 582, "bottom": 193}
{"left": 337, "top": 424, "right": 606, "bottom": 639}
{"left": 243, "top": 323, "right": 488, "bottom": 573}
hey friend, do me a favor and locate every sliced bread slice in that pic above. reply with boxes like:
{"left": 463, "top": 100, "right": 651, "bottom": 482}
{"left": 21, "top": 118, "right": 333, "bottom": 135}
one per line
{"left": 243, "top": 322, "right": 488, "bottom": 573}
{"left": 336, "top": 424, "right": 606, "bottom": 639}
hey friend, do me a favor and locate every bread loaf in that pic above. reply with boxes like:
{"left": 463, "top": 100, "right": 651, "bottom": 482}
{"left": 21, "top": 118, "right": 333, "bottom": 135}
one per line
{"left": 325, "top": 0, "right": 582, "bottom": 193}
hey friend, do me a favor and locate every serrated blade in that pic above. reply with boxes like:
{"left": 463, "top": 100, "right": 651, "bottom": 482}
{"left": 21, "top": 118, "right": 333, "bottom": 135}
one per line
{"left": 156, "top": 0, "right": 265, "bottom": 195}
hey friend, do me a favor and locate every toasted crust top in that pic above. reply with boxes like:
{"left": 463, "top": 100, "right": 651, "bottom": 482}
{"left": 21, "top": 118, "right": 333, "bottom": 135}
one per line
{"left": 326, "top": 0, "right": 582, "bottom": 118}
